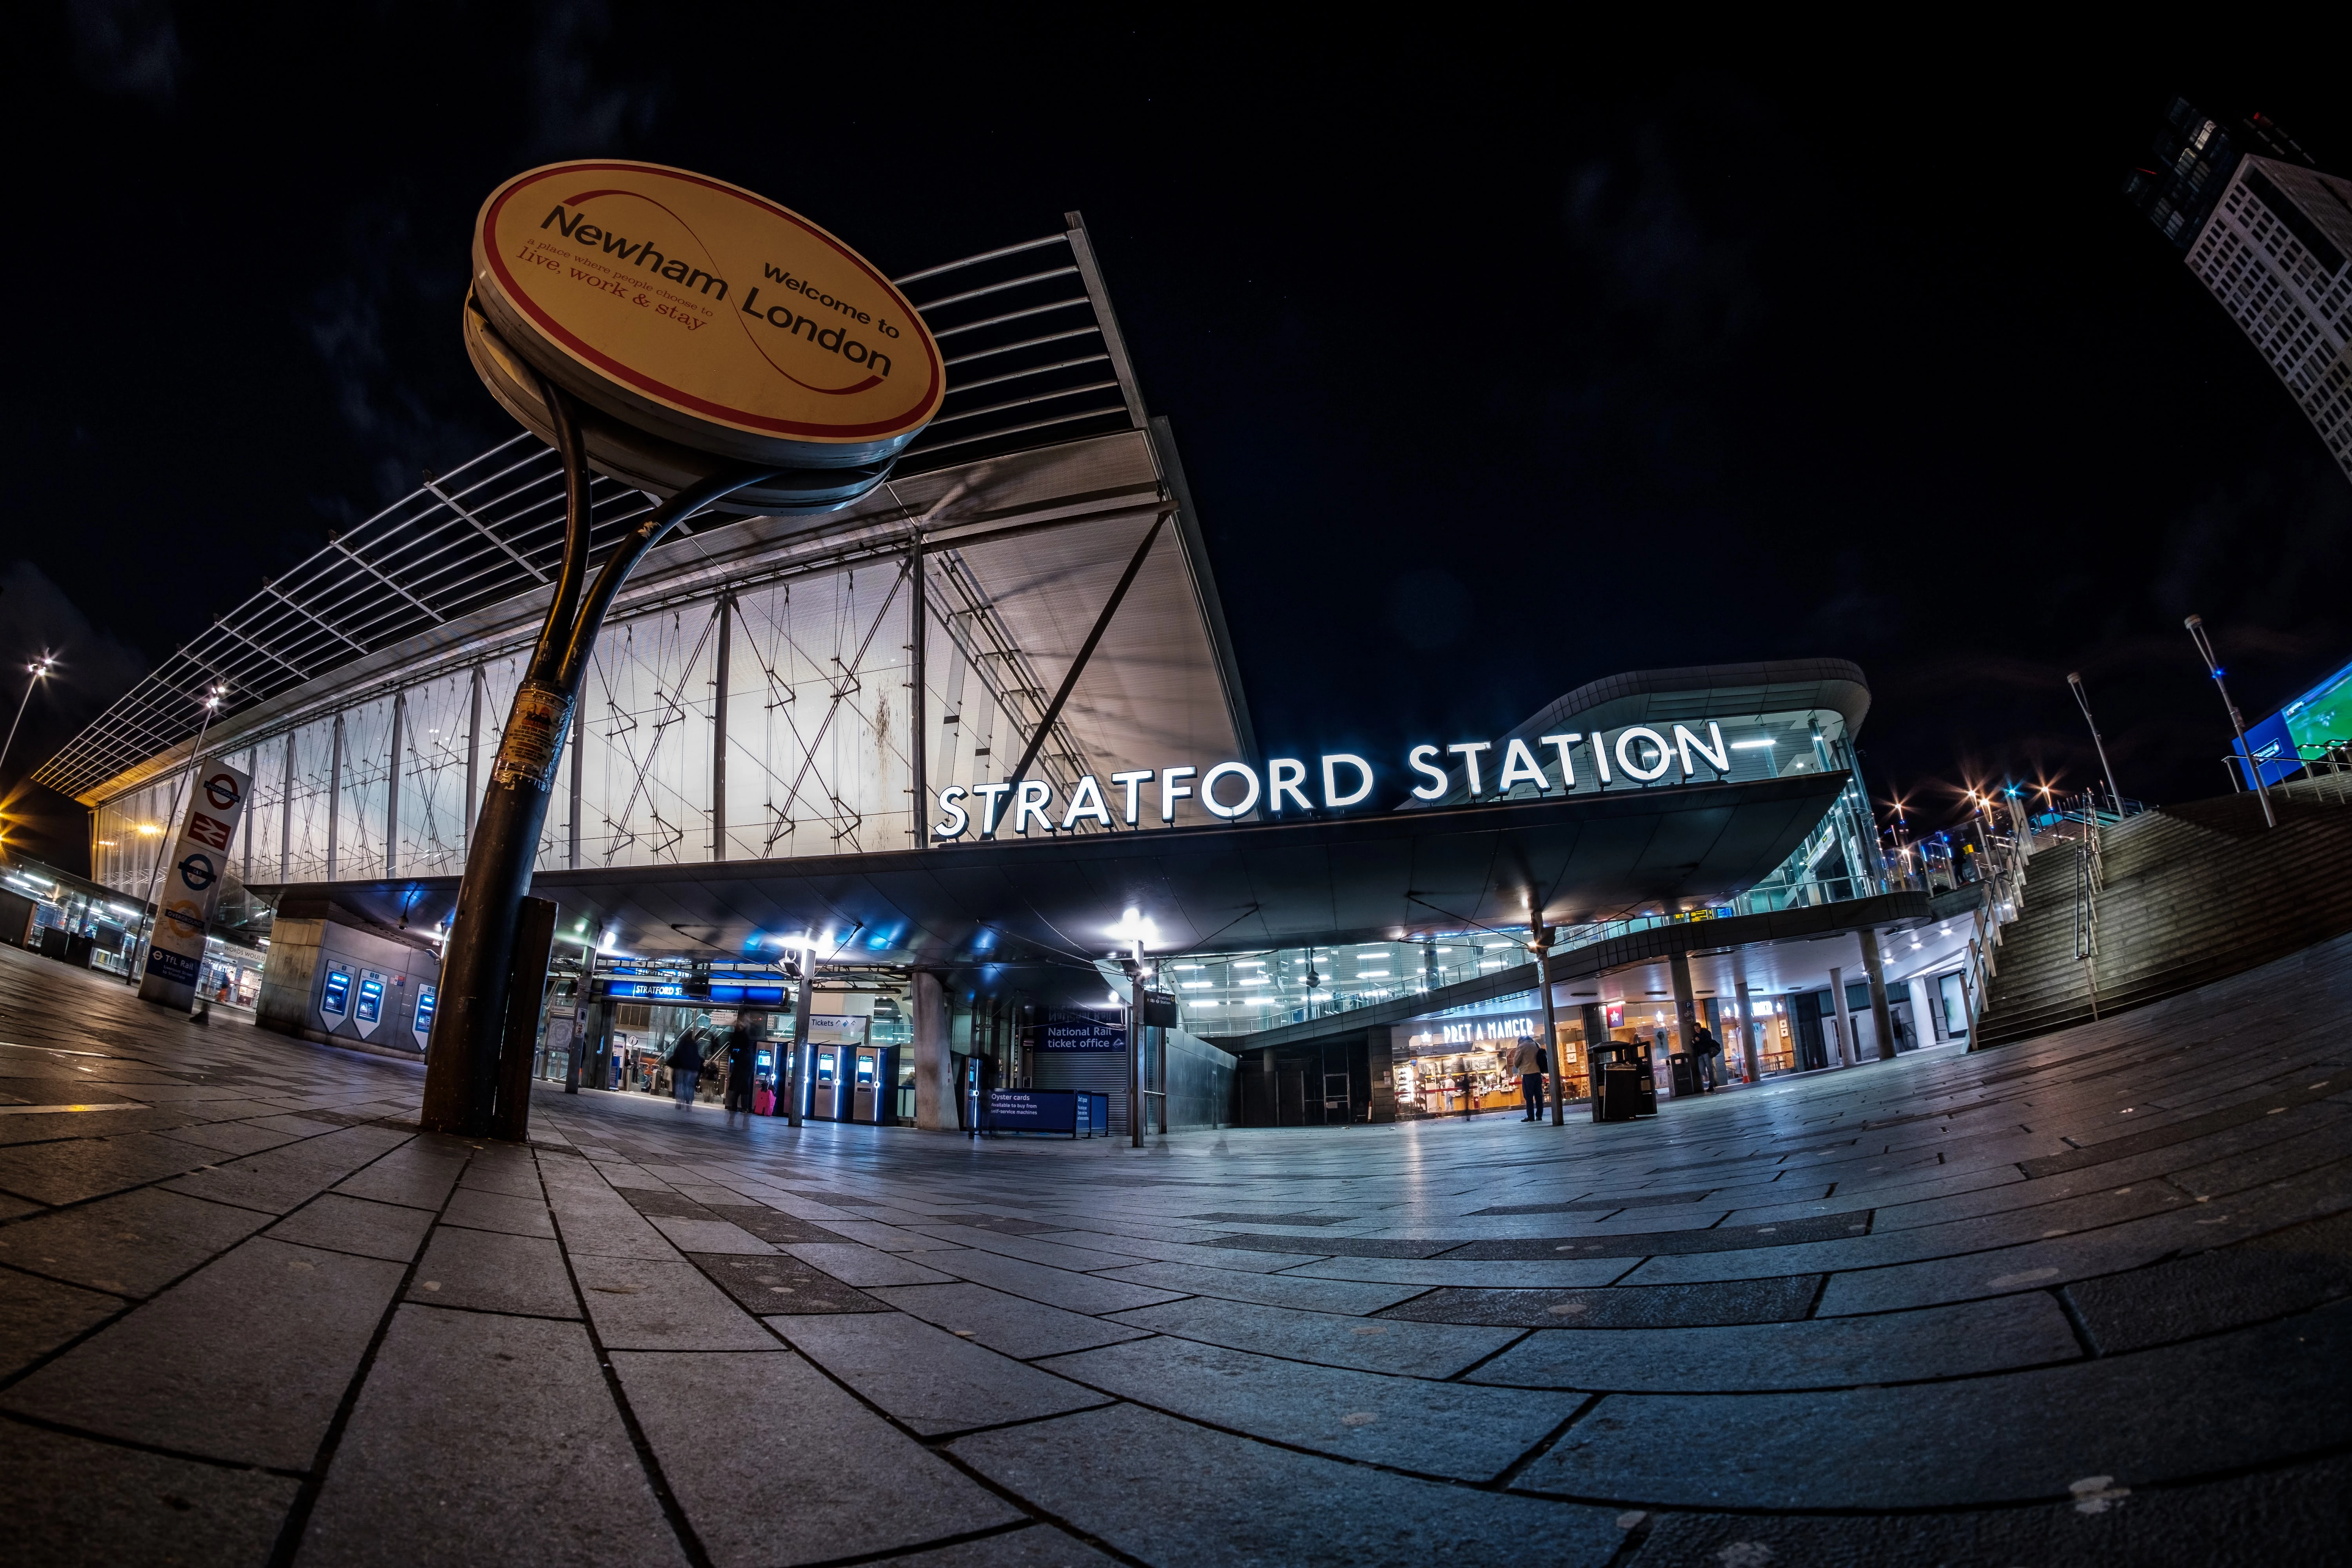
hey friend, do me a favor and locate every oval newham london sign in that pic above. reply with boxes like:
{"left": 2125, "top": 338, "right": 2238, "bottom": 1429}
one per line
{"left": 472, "top": 160, "right": 944, "bottom": 470}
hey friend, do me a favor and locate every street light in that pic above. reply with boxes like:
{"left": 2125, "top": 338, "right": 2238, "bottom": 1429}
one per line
{"left": 2065, "top": 672, "right": 2124, "bottom": 818}
{"left": 0, "top": 654, "right": 57, "bottom": 786}
{"left": 2185, "top": 615, "right": 2275, "bottom": 829}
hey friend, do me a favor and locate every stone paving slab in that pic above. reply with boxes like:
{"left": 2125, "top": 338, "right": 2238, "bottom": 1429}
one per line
{"left": 689, "top": 1251, "right": 887, "bottom": 1315}
{"left": 410, "top": 1224, "right": 579, "bottom": 1318}
{"left": 1111, "top": 1295, "right": 1518, "bottom": 1377}
{"left": 784, "top": 1239, "right": 960, "bottom": 1286}
{"left": 951, "top": 1401, "right": 1626, "bottom": 1567}
{"left": 615, "top": 1348, "right": 1024, "bottom": 1566}
{"left": 868, "top": 1280, "right": 1151, "bottom": 1359}
{"left": 1043, "top": 1334, "right": 1575, "bottom": 1480}
{"left": 0, "top": 1262, "right": 122, "bottom": 1377}
{"left": 3, "top": 1234, "right": 401, "bottom": 1468}
{"left": 302, "top": 1306, "right": 684, "bottom": 1567}
{"left": 0, "top": 1185, "right": 269, "bottom": 1297}
{"left": 778, "top": 1311, "right": 1110, "bottom": 1434}
{"left": 1385, "top": 1274, "right": 1821, "bottom": 1329}
{"left": 438, "top": 1185, "right": 556, "bottom": 1238}
{"left": 267, "top": 1192, "right": 436, "bottom": 1264}
{"left": 1470, "top": 1292, "right": 2082, "bottom": 1391}
{"left": 572, "top": 1254, "right": 777, "bottom": 1350}
{"left": 4, "top": 1416, "right": 299, "bottom": 1565}
{"left": 929, "top": 1247, "right": 1189, "bottom": 1313}
{"left": 1520, "top": 1298, "right": 2352, "bottom": 1509}
{"left": 1091, "top": 1258, "right": 1429, "bottom": 1314}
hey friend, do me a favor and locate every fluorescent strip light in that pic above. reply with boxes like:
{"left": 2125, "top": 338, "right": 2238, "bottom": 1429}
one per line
{"left": 1730, "top": 739, "right": 1776, "bottom": 750}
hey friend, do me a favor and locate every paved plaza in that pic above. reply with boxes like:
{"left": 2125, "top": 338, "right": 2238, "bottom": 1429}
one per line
{"left": 1, "top": 937, "right": 2348, "bottom": 1566}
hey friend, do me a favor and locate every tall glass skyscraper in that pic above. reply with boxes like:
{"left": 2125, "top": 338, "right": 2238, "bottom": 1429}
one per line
{"left": 2128, "top": 99, "right": 2352, "bottom": 486}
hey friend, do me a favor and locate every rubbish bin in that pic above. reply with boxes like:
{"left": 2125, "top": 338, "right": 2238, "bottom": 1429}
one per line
{"left": 1589, "top": 1042, "right": 1656, "bottom": 1122}
{"left": 1669, "top": 1052, "right": 1698, "bottom": 1098}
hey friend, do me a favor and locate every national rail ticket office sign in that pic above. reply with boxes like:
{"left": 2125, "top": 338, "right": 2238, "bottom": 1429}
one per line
{"left": 471, "top": 160, "right": 945, "bottom": 468}
{"left": 138, "top": 761, "right": 250, "bottom": 1012}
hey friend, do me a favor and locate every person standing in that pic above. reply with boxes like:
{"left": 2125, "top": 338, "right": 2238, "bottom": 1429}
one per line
{"left": 1689, "top": 1021, "right": 1725, "bottom": 1092}
{"left": 1507, "top": 1035, "right": 1545, "bottom": 1121}
{"left": 722, "top": 1016, "right": 755, "bottom": 1114}
{"left": 1455, "top": 1066, "right": 1477, "bottom": 1119}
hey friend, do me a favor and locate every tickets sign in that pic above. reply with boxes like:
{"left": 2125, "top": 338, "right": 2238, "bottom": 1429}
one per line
{"left": 472, "top": 160, "right": 944, "bottom": 468}
{"left": 138, "top": 761, "right": 250, "bottom": 1012}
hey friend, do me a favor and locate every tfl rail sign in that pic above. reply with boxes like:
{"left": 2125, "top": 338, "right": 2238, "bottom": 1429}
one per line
{"left": 139, "top": 762, "right": 250, "bottom": 1012}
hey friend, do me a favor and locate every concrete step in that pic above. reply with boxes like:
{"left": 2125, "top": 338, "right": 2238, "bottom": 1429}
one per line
{"left": 1974, "top": 792, "right": 2352, "bottom": 1047}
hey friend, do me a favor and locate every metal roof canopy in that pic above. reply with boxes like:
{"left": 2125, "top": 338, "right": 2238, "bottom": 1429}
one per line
{"left": 281, "top": 768, "right": 1847, "bottom": 1007}
{"left": 40, "top": 214, "right": 1198, "bottom": 805}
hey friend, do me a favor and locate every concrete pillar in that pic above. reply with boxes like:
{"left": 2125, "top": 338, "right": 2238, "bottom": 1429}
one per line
{"left": 1861, "top": 928, "right": 1898, "bottom": 1061}
{"left": 1827, "top": 966, "right": 1848, "bottom": 1067}
{"left": 1733, "top": 973, "right": 1760, "bottom": 1082}
{"left": 911, "top": 970, "right": 954, "bottom": 1130}
{"left": 1366, "top": 1024, "right": 1396, "bottom": 1122}
{"left": 1579, "top": 1001, "right": 1607, "bottom": 1103}
{"left": 1669, "top": 951, "right": 1700, "bottom": 1091}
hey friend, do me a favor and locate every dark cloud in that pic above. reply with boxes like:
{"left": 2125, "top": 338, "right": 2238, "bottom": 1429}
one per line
{"left": 526, "top": 0, "right": 661, "bottom": 158}
{"left": 66, "top": 0, "right": 180, "bottom": 105}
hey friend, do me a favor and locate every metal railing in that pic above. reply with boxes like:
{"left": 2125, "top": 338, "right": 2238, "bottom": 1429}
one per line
{"left": 2073, "top": 804, "right": 2103, "bottom": 1021}
{"left": 2229, "top": 739, "right": 2352, "bottom": 804}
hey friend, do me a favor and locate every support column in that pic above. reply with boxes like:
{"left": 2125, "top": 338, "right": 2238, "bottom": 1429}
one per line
{"left": 568, "top": 696, "right": 584, "bottom": 869}
{"left": 281, "top": 731, "right": 294, "bottom": 880}
{"left": 1668, "top": 950, "right": 1700, "bottom": 1093}
{"left": 912, "top": 969, "right": 952, "bottom": 1129}
{"left": 1861, "top": 927, "right": 1898, "bottom": 1061}
{"left": 712, "top": 593, "right": 731, "bottom": 862}
{"left": 1827, "top": 965, "right": 1849, "bottom": 1067}
{"left": 465, "top": 664, "right": 483, "bottom": 846}
{"left": 243, "top": 747, "right": 257, "bottom": 887}
{"left": 1535, "top": 929, "right": 1565, "bottom": 1125}
{"left": 787, "top": 957, "right": 812, "bottom": 1127}
{"left": 385, "top": 691, "right": 404, "bottom": 878}
{"left": 326, "top": 712, "right": 344, "bottom": 880}
{"left": 909, "top": 542, "right": 927, "bottom": 848}
{"left": 1734, "top": 973, "right": 1760, "bottom": 1082}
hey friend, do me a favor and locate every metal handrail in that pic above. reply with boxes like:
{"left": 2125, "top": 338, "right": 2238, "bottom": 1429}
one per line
{"left": 2073, "top": 795, "right": 2102, "bottom": 1022}
{"left": 2228, "top": 739, "right": 2352, "bottom": 804}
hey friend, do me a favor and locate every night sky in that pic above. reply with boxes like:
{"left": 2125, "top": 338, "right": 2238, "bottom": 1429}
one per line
{"left": 4, "top": 11, "right": 2349, "bottom": 871}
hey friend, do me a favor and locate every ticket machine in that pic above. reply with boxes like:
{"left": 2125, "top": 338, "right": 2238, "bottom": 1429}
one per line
{"left": 850, "top": 1045, "right": 898, "bottom": 1122}
{"left": 813, "top": 1047, "right": 846, "bottom": 1120}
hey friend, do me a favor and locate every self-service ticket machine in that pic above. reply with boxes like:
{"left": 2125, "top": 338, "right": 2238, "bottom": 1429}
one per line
{"left": 812, "top": 1048, "right": 844, "bottom": 1120}
{"left": 850, "top": 1045, "right": 897, "bottom": 1122}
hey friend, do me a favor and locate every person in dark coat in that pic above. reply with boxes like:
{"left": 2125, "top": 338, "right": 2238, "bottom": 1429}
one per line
{"left": 1689, "top": 1022, "right": 1726, "bottom": 1091}
{"left": 669, "top": 1013, "right": 710, "bottom": 1107}
{"left": 722, "top": 1018, "right": 756, "bottom": 1114}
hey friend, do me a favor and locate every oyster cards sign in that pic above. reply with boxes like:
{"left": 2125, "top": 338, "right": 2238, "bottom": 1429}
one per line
{"left": 932, "top": 722, "right": 1755, "bottom": 838}
{"left": 472, "top": 160, "right": 944, "bottom": 465}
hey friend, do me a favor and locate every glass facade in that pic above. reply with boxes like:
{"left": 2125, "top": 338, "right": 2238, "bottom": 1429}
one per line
{"left": 89, "top": 556, "right": 1122, "bottom": 901}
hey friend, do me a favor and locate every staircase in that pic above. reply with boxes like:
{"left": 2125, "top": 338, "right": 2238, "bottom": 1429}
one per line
{"left": 1972, "top": 787, "right": 2352, "bottom": 1047}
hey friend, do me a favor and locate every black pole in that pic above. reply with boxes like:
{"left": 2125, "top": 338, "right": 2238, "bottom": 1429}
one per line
{"left": 421, "top": 381, "right": 779, "bottom": 1136}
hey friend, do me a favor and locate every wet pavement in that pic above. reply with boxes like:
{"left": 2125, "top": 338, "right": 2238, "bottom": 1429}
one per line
{"left": 2, "top": 933, "right": 2348, "bottom": 1566}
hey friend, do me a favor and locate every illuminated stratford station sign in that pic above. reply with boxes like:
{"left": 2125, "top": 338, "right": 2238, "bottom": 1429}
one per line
{"left": 931, "top": 721, "right": 1781, "bottom": 838}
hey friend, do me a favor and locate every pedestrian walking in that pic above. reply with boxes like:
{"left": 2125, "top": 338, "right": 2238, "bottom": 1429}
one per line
{"left": 1507, "top": 1035, "right": 1546, "bottom": 1121}
{"left": 668, "top": 1012, "right": 711, "bottom": 1108}
{"left": 722, "top": 1016, "right": 755, "bottom": 1114}
{"left": 1455, "top": 1067, "right": 1477, "bottom": 1119}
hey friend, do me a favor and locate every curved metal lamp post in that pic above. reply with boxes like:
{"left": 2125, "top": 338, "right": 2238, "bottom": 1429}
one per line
{"left": 421, "top": 381, "right": 778, "bottom": 1136}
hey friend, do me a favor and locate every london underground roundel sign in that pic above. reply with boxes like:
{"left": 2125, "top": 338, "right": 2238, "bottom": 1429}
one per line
{"left": 472, "top": 161, "right": 944, "bottom": 468}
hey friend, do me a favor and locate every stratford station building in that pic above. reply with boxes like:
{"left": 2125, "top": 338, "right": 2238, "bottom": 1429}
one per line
{"left": 22, "top": 218, "right": 1990, "bottom": 1134}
